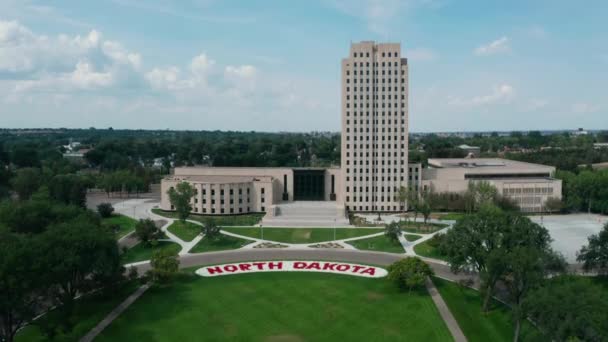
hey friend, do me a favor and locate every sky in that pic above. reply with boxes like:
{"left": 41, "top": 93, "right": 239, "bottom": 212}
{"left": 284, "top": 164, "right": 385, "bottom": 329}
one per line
{"left": 1, "top": 0, "right": 607, "bottom": 133}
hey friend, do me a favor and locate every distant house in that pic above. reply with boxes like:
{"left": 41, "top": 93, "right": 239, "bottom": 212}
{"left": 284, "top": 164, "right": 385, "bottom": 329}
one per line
{"left": 571, "top": 128, "right": 588, "bottom": 136}
{"left": 593, "top": 143, "right": 608, "bottom": 149}
{"left": 457, "top": 144, "right": 481, "bottom": 157}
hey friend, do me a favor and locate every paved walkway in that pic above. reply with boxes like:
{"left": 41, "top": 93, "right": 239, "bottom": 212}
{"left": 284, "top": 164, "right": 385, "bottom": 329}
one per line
{"left": 426, "top": 277, "right": 467, "bottom": 342}
{"left": 79, "top": 283, "right": 150, "bottom": 342}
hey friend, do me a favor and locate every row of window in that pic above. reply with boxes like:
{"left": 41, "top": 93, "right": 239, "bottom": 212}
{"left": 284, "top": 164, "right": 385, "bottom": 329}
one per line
{"left": 503, "top": 187, "right": 554, "bottom": 195}
{"left": 345, "top": 176, "right": 407, "bottom": 182}
{"left": 352, "top": 51, "right": 399, "bottom": 58}
{"left": 346, "top": 127, "right": 406, "bottom": 133}
{"left": 346, "top": 78, "right": 405, "bottom": 84}
{"left": 346, "top": 69, "right": 405, "bottom": 75}
{"left": 346, "top": 94, "right": 406, "bottom": 100}
{"left": 346, "top": 111, "right": 407, "bottom": 117}
{"left": 346, "top": 102, "right": 405, "bottom": 108}
{"left": 346, "top": 119, "right": 406, "bottom": 124}
{"left": 346, "top": 86, "right": 406, "bottom": 93}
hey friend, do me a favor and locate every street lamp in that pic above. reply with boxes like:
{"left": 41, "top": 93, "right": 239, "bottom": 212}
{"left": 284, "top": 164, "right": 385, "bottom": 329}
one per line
{"left": 260, "top": 224, "right": 264, "bottom": 240}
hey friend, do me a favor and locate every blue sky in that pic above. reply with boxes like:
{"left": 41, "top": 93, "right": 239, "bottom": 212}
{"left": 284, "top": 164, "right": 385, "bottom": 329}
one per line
{"left": 1, "top": 0, "right": 607, "bottom": 132}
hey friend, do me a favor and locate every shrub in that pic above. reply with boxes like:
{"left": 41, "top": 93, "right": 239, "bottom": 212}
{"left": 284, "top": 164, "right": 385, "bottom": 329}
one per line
{"left": 97, "top": 202, "right": 114, "bottom": 218}
{"left": 387, "top": 257, "right": 434, "bottom": 292}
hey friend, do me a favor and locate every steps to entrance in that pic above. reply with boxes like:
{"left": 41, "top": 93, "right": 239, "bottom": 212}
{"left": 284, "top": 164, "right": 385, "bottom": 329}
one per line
{"left": 261, "top": 201, "right": 351, "bottom": 227}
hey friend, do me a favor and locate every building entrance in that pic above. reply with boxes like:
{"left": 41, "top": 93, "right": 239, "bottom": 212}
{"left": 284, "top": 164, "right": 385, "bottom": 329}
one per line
{"left": 293, "top": 169, "right": 325, "bottom": 201}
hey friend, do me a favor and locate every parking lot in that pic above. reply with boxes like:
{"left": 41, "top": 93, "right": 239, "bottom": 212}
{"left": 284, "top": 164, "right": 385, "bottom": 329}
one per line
{"left": 530, "top": 214, "right": 607, "bottom": 263}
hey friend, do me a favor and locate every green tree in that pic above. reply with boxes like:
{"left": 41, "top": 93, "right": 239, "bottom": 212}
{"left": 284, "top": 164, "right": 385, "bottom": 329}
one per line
{"left": 0, "top": 231, "right": 44, "bottom": 342}
{"left": 577, "top": 222, "right": 608, "bottom": 274}
{"left": 524, "top": 276, "right": 608, "bottom": 341}
{"left": 36, "top": 218, "right": 123, "bottom": 332}
{"left": 97, "top": 202, "right": 115, "bottom": 218}
{"left": 149, "top": 248, "right": 180, "bottom": 283}
{"left": 504, "top": 245, "right": 565, "bottom": 342}
{"left": 135, "top": 218, "right": 161, "bottom": 245}
{"left": 167, "top": 182, "right": 196, "bottom": 222}
{"left": 48, "top": 174, "right": 88, "bottom": 207}
{"left": 395, "top": 186, "right": 408, "bottom": 221}
{"left": 387, "top": 258, "right": 434, "bottom": 292}
{"left": 384, "top": 221, "right": 402, "bottom": 242}
{"left": 202, "top": 220, "right": 220, "bottom": 240}
{"left": 442, "top": 205, "right": 510, "bottom": 312}
{"left": 10, "top": 167, "right": 42, "bottom": 200}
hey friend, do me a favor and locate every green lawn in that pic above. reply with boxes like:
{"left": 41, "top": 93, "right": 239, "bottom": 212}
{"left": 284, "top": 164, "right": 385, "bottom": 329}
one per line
{"left": 97, "top": 272, "right": 452, "bottom": 341}
{"left": 432, "top": 277, "right": 543, "bottom": 342}
{"left": 346, "top": 235, "right": 405, "bottom": 253}
{"left": 152, "top": 209, "right": 264, "bottom": 226}
{"left": 400, "top": 222, "right": 448, "bottom": 234}
{"left": 222, "top": 227, "right": 382, "bottom": 244}
{"left": 414, "top": 240, "right": 448, "bottom": 261}
{"left": 438, "top": 213, "right": 466, "bottom": 221}
{"left": 15, "top": 281, "right": 139, "bottom": 342}
{"left": 101, "top": 214, "right": 138, "bottom": 239}
{"left": 404, "top": 234, "right": 422, "bottom": 242}
{"left": 167, "top": 221, "right": 200, "bottom": 242}
{"left": 189, "top": 234, "right": 253, "bottom": 253}
{"left": 121, "top": 241, "right": 181, "bottom": 264}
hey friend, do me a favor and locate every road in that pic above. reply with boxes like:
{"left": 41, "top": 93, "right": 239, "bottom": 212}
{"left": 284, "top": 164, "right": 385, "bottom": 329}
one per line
{"left": 131, "top": 248, "right": 479, "bottom": 287}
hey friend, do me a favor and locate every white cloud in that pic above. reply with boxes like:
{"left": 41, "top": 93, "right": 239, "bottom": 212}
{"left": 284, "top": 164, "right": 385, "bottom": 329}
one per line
{"left": 70, "top": 61, "right": 113, "bottom": 87}
{"left": 145, "top": 66, "right": 180, "bottom": 90}
{"left": 474, "top": 36, "right": 510, "bottom": 56}
{"left": 405, "top": 47, "right": 437, "bottom": 62}
{"left": 224, "top": 65, "right": 256, "bottom": 79}
{"left": 448, "top": 84, "right": 514, "bottom": 107}
{"left": 190, "top": 53, "right": 215, "bottom": 75}
{"left": 572, "top": 102, "right": 600, "bottom": 114}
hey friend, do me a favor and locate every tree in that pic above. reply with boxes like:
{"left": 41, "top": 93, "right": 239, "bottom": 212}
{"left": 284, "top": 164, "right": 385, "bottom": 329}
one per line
{"left": 395, "top": 186, "right": 408, "bottom": 221}
{"left": 48, "top": 174, "right": 88, "bottom": 207}
{"left": 387, "top": 258, "right": 434, "bottom": 292}
{"left": 503, "top": 245, "right": 565, "bottom": 342}
{"left": 524, "top": 276, "right": 608, "bottom": 341}
{"left": 36, "top": 218, "right": 123, "bottom": 333}
{"left": 420, "top": 201, "right": 432, "bottom": 225}
{"left": 0, "top": 231, "right": 44, "bottom": 342}
{"left": 135, "top": 219, "right": 161, "bottom": 245}
{"left": 384, "top": 221, "right": 402, "bottom": 242}
{"left": 149, "top": 248, "right": 179, "bottom": 283}
{"left": 407, "top": 188, "right": 420, "bottom": 221}
{"left": 577, "top": 222, "right": 608, "bottom": 274}
{"left": 9, "top": 167, "right": 42, "bottom": 200}
{"left": 97, "top": 202, "right": 115, "bottom": 218}
{"left": 167, "top": 182, "right": 195, "bottom": 222}
{"left": 202, "top": 220, "right": 220, "bottom": 240}
{"left": 442, "top": 205, "right": 513, "bottom": 312}
{"left": 544, "top": 197, "right": 564, "bottom": 213}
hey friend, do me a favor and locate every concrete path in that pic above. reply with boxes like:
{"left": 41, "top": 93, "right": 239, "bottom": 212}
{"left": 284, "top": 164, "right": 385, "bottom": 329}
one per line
{"left": 426, "top": 277, "right": 467, "bottom": 342}
{"left": 79, "top": 283, "right": 150, "bottom": 342}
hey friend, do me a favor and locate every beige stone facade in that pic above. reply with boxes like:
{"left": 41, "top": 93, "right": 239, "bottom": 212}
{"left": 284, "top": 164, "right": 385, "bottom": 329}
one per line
{"left": 341, "top": 41, "right": 409, "bottom": 212}
{"left": 159, "top": 42, "right": 563, "bottom": 216}
{"left": 420, "top": 158, "right": 562, "bottom": 212}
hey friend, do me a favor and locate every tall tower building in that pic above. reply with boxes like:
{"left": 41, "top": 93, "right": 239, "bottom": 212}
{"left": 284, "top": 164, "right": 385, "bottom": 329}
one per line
{"left": 341, "top": 41, "right": 409, "bottom": 212}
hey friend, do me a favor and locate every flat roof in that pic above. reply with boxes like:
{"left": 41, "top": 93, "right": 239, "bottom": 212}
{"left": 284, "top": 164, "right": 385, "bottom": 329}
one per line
{"left": 427, "top": 158, "right": 554, "bottom": 170}
{"left": 165, "top": 175, "right": 274, "bottom": 183}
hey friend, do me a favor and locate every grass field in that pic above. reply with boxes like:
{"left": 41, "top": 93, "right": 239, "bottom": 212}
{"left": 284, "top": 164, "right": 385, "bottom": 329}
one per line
{"left": 404, "top": 234, "right": 422, "bottom": 241}
{"left": 152, "top": 209, "right": 264, "bottom": 226}
{"left": 15, "top": 281, "right": 139, "bottom": 342}
{"left": 437, "top": 213, "right": 466, "bottom": 221}
{"left": 400, "top": 222, "right": 448, "bottom": 234}
{"left": 432, "top": 277, "right": 542, "bottom": 342}
{"left": 101, "top": 214, "right": 138, "bottom": 239}
{"left": 346, "top": 235, "right": 405, "bottom": 253}
{"left": 222, "top": 227, "right": 382, "bottom": 244}
{"left": 121, "top": 241, "right": 181, "bottom": 264}
{"left": 414, "top": 240, "right": 449, "bottom": 261}
{"left": 189, "top": 234, "right": 253, "bottom": 253}
{"left": 167, "top": 221, "right": 200, "bottom": 242}
{"left": 97, "top": 272, "right": 452, "bottom": 341}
